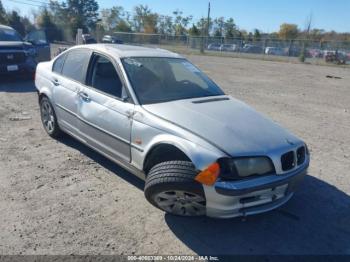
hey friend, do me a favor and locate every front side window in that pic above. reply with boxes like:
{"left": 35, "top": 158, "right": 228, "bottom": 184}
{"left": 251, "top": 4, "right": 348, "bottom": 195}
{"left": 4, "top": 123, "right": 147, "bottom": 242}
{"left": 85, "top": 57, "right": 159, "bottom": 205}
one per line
{"left": 122, "top": 57, "right": 225, "bottom": 104}
{"left": 61, "top": 49, "right": 91, "bottom": 83}
{"left": 87, "top": 55, "right": 124, "bottom": 98}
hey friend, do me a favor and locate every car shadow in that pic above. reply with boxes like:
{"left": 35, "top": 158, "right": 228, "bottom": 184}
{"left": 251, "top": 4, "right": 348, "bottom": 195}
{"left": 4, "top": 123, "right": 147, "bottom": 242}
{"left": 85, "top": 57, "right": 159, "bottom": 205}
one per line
{"left": 56, "top": 135, "right": 145, "bottom": 191}
{"left": 0, "top": 77, "right": 36, "bottom": 93}
{"left": 165, "top": 175, "right": 350, "bottom": 255}
{"left": 55, "top": 136, "right": 350, "bottom": 255}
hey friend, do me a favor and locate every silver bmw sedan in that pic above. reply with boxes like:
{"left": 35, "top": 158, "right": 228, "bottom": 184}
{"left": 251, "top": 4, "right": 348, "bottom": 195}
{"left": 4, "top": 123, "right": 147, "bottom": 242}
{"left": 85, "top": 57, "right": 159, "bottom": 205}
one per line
{"left": 35, "top": 44, "right": 309, "bottom": 218}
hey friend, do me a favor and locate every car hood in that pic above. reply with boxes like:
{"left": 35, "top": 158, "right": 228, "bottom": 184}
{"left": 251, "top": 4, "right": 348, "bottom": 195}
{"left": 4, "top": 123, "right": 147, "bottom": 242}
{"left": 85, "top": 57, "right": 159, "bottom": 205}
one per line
{"left": 0, "top": 41, "right": 32, "bottom": 48}
{"left": 143, "top": 96, "right": 301, "bottom": 156}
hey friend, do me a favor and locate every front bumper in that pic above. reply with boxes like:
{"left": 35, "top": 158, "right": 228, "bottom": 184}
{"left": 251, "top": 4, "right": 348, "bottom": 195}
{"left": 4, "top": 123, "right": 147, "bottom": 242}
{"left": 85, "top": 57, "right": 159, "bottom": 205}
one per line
{"left": 203, "top": 162, "right": 308, "bottom": 218}
{"left": 0, "top": 59, "right": 36, "bottom": 76}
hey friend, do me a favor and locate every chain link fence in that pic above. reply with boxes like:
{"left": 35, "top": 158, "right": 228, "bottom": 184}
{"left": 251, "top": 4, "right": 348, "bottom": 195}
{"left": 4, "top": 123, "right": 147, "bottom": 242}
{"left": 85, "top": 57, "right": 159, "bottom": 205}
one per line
{"left": 108, "top": 32, "right": 350, "bottom": 64}
{"left": 52, "top": 30, "right": 350, "bottom": 64}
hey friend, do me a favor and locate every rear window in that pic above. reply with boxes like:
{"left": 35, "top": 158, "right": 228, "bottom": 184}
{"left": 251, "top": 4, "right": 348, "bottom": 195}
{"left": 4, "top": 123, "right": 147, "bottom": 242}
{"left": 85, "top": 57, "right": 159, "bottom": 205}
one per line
{"left": 61, "top": 49, "right": 91, "bottom": 83}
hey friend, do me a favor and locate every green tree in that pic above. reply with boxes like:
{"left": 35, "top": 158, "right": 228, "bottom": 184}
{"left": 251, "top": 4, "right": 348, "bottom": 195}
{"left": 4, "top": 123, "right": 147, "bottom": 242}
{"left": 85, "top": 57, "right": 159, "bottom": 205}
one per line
{"left": 8, "top": 11, "right": 25, "bottom": 36}
{"left": 67, "top": 0, "right": 99, "bottom": 34}
{"left": 0, "top": 0, "right": 7, "bottom": 24}
{"left": 101, "top": 6, "right": 124, "bottom": 30}
{"left": 278, "top": 23, "right": 299, "bottom": 40}
{"left": 22, "top": 16, "right": 35, "bottom": 33}
{"left": 309, "top": 28, "right": 325, "bottom": 41}
{"left": 115, "top": 20, "right": 132, "bottom": 32}
{"left": 133, "top": 5, "right": 158, "bottom": 33}
{"left": 196, "top": 17, "right": 212, "bottom": 36}
{"left": 188, "top": 24, "right": 200, "bottom": 36}
{"left": 253, "top": 29, "right": 261, "bottom": 41}
{"left": 158, "top": 15, "right": 173, "bottom": 35}
{"left": 213, "top": 17, "right": 225, "bottom": 37}
{"left": 37, "top": 8, "right": 62, "bottom": 41}
{"left": 224, "top": 18, "right": 237, "bottom": 38}
{"left": 49, "top": 0, "right": 99, "bottom": 38}
{"left": 172, "top": 10, "right": 192, "bottom": 35}
{"left": 101, "top": 6, "right": 132, "bottom": 32}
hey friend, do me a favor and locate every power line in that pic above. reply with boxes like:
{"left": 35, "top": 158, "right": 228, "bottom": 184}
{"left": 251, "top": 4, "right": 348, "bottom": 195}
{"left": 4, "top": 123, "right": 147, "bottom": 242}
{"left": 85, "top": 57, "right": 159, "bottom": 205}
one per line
{"left": 23, "top": 0, "right": 50, "bottom": 5}
{"left": 5, "top": 0, "right": 46, "bottom": 7}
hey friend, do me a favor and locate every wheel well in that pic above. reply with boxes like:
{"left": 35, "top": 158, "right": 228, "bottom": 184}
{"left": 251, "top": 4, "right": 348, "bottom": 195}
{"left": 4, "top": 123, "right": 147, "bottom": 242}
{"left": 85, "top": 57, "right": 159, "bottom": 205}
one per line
{"left": 143, "top": 144, "right": 191, "bottom": 174}
{"left": 38, "top": 93, "right": 47, "bottom": 102}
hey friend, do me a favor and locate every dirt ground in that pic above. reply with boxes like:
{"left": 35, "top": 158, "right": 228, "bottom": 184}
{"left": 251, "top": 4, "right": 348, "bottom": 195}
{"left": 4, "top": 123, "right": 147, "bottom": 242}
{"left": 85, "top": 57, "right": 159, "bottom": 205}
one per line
{"left": 0, "top": 55, "right": 349, "bottom": 255}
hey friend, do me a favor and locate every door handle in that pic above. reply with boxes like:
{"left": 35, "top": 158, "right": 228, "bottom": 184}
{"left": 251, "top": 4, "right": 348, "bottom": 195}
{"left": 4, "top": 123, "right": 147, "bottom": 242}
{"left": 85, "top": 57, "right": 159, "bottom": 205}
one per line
{"left": 78, "top": 91, "right": 90, "bottom": 102}
{"left": 52, "top": 79, "right": 59, "bottom": 86}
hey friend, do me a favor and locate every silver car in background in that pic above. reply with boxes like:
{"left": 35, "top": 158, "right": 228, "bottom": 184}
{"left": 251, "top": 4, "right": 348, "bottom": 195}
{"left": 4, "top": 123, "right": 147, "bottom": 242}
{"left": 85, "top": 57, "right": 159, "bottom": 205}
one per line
{"left": 35, "top": 44, "right": 309, "bottom": 218}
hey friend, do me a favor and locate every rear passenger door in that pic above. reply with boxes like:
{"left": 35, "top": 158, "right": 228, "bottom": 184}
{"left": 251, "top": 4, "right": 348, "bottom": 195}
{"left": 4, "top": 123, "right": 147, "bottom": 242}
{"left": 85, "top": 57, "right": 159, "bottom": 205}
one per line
{"left": 52, "top": 48, "right": 91, "bottom": 136}
{"left": 77, "top": 53, "right": 134, "bottom": 163}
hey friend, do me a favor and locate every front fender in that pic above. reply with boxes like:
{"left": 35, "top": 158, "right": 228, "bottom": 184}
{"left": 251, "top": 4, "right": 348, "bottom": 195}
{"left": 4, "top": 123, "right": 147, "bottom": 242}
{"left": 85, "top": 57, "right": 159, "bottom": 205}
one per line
{"left": 131, "top": 125, "right": 226, "bottom": 172}
{"left": 37, "top": 86, "right": 53, "bottom": 101}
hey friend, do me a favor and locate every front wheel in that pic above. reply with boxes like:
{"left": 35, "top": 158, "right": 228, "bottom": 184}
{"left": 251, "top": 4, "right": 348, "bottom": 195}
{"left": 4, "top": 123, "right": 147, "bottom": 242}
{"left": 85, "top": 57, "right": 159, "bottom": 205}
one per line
{"left": 144, "top": 161, "right": 206, "bottom": 216}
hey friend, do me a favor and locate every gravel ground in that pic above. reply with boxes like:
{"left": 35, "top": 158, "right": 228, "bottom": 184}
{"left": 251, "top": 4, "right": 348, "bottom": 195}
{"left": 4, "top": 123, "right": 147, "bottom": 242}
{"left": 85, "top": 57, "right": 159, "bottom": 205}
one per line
{"left": 0, "top": 55, "right": 349, "bottom": 255}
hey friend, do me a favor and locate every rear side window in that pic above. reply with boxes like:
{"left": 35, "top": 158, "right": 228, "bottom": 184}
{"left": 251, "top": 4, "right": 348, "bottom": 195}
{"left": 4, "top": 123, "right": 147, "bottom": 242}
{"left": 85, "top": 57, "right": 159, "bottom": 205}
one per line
{"left": 61, "top": 49, "right": 91, "bottom": 83}
{"left": 52, "top": 53, "right": 66, "bottom": 74}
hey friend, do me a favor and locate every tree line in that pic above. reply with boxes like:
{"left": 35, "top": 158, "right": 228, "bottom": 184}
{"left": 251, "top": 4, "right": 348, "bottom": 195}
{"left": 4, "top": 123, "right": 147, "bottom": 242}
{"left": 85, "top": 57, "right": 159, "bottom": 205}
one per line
{"left": 0, "top": 0, "right": 349, "bottom": 43}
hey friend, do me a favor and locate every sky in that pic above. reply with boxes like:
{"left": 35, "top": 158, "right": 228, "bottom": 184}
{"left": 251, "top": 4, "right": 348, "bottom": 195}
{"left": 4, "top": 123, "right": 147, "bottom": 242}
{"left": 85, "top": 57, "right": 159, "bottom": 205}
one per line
{"left": 3, "top": 0, "right": 350, "bottom": 33}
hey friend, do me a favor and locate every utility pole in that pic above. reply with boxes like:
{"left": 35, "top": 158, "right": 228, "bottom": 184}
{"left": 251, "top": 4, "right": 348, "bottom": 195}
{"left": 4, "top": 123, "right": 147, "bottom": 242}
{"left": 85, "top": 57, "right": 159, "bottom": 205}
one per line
{"left": 207, "top": 1, "right": 211, "bottom": 37}
{"left": 200, "top": 1, "right": 211, "bottom": 54}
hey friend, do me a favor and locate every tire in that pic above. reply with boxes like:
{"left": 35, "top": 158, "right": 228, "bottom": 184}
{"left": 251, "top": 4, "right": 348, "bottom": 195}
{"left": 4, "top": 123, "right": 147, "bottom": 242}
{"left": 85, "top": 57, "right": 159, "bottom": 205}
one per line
{"left": 144, "top": 161, "right": 206, "bottom": 216}
{"left": 39, "top": 96, "right": 63, "bottom": 138}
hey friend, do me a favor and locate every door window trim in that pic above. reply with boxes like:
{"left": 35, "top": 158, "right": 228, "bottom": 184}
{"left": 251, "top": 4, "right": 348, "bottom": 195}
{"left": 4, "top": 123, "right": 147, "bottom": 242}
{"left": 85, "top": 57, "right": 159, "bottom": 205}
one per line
{"left": 85, "top": 51, "right": 134, "bottom": 104}
{"left": 52, "top": 52, "right": 68, "bottom": 75}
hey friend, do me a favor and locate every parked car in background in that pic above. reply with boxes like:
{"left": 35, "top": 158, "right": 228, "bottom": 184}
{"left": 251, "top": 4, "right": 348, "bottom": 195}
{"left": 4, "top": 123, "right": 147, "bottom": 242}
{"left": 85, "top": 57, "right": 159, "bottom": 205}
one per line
{"left": 241, "top": 44, "right": 263, "bottom": 54}
{"left": 287, "top": 46, "right": 301, "bottom": 57}
{"left": 0, "top": 24, "right": 50, "bottom": 78}
{"left": 101, "top": 35, "right": 123, "bottom": 44}
{"left": 207, "top": 43, "right": 222, "bottom": 51}
{"left": 308, "top": 49, "right": 324, "bottom": 58}
{"left": 220, "top": 44, "right": 238, "bottom": 52}
{"left": 82, "top": 34, "right": 97, "bottom": 44}
{"left": 35, "top": 44, "right": 309, "bottom": 218}
{"left": 325, "top": 50, "right": 347, "bottom": 64}
{"left": 265, "top": 47, "right": 285, "bottom": 56}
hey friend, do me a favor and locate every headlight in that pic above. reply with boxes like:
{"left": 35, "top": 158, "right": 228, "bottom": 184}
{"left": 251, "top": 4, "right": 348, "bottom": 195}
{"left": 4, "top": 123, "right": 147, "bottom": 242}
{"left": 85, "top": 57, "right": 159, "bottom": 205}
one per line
{"left": 218, "top": 157, "right": 275, "bottom": 180}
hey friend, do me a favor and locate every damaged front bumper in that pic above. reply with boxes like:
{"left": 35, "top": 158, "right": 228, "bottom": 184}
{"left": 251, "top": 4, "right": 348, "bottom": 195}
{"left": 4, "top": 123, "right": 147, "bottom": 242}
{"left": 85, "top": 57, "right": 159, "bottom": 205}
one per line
{"left": 203, "top": 162, "right": 308, "bottom": 218}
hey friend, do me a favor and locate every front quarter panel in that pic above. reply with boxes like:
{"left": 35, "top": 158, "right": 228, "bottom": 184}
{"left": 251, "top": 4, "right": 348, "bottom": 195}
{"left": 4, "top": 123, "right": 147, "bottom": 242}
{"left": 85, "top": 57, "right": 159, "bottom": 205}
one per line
{"left": 131, "top": 106, "right": 227, "bottom": 172}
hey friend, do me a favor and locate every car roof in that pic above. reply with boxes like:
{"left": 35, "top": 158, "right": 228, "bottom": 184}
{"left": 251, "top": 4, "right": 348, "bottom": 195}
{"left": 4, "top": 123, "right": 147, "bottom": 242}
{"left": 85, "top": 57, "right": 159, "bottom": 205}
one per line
{"left": 0, "top": 24, "right": 15, "bottom": 30}
{"left": 69, "top": 44, "right": 183, "bottom": 59}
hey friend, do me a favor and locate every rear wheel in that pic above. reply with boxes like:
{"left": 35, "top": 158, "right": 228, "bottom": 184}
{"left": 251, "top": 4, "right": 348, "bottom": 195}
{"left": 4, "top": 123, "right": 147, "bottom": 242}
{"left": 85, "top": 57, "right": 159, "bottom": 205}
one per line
{"left": 40, "top": 96, "right": 62, "bottom": 138}
{"left": 144, "top": 161, "right": 206, "bottom": 216}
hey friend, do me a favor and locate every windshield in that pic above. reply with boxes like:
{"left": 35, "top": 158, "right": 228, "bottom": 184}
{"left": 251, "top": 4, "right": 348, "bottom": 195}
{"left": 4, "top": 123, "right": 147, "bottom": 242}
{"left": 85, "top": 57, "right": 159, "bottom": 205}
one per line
{"left": 122, "top": 57, "right": 225, "bottom": 104}
{"left": 0, "top": 28, "right": 22, "bottom": 41}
